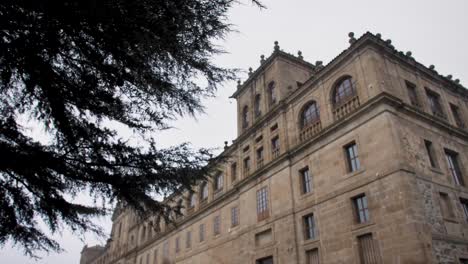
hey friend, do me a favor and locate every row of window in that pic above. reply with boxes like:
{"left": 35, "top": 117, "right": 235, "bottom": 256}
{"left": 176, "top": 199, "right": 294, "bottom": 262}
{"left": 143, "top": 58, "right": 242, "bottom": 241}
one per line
{"left": 424, "top": 139, "right": 466, "bottom": 186}
{"left": 243, "top": 77, "right": 358, "bottom": 131}
{"left": 406, "top": 80, "right": 466, "bottom": 128}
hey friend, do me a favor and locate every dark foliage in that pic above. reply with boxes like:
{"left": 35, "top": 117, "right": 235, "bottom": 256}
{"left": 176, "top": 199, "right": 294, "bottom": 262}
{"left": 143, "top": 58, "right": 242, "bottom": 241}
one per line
{"left": 0, "top": 0, "right": 262, "bottom": 257}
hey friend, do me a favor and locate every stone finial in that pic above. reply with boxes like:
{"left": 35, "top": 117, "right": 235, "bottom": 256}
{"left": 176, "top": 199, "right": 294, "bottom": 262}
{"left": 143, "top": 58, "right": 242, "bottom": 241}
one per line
{"left": 315, "top": 61, "right": 323, "bottom": 68}
{"left": 274, "top": 41, "right": 279, "bottom": 51}
{"left": 297, "top": 51, "right": 303, "bottom": 60}
{"left": 447, "top": 75, "right": 453, "bottom": 80}
{"left": 237, "top": 80, "right": 241, "bottom": 88}
{"left": 385, "top": 39, "right": 392, "bottom": 45}
{"left": 348, "top": 32, "right": 356, "bottom": 44}
{"left": 429, "top": 65, "right": 435, "bottom": 70}
{"left": 248, "top": 67, "right": 253, "bottom": 76}
{"left": 376, "top": 33, "right": 382, "bottom": 38}
{"left": 406, "top": 51, "right": 412, "bottom": 57}
{"left": 455, "top": 79, "right": 460, "bottom": 84}
{"left": 224, "top": 141, "right": 228, "bottom": 149}
{"left": 260, "top": 55, "right": 265, "bottom": 64}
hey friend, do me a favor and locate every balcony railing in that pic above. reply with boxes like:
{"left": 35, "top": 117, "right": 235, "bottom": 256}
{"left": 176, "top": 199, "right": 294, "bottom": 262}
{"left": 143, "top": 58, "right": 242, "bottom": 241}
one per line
{"left": 333, "top": 96, "right": 360, "bottom": 120}
{"left": 243, "top": 166, "right": 250, "bottom": 177}
{"left": 299, "top": 121, "right": 322, "bottom": 142}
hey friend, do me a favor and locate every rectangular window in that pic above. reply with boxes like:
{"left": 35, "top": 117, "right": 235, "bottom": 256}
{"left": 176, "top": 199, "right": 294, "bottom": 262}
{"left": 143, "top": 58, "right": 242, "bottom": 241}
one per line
{"left": 270, "top": 123, "right": 278, "bottom": 131}
{"left": 231, "top": 206, "right": 239, "bottom": 227}
{"left": 306, "top": 249, "right": 320, "bottom": 264}
{"left": 213, "top": 215, "right": 221, "bottom": 235}
{"left": 199, "top": 224, "right": 205, "bottom": 242}
{"left": 257, "top": 147, "right": 264, "bottom": 168}
{"left": 215, "top": 173, "right": 223, "bottom": 191}
{"left": 271, "top": 136, "right": 280, "bottom": 158}
{"left": 231, "top": 163, "right": 237, "bottom": 182}
{"left": 300, "top": 167, "right": 312, "bottom": 194}
{"left": 345, "top": 142, "right": 360, "bottom": 173}
{"left": 256, "top": 256, "right": 274, "bottom": 264}
{"left": 162, "top": 241, "right": 169, "bottom": 258}
{"left": 303, "top": 213, "right": 317, "bottom": 240}
{"left": 175, "top": 236, "right": 180, "bottom": 253}
{"left": 424, "top": 140, "right": 437, "bottom": 168}
{"left": 445, "top": 149, "right": 465, "bottom": 186}
{"left": 257, "top": 187, "right": 269, "bottom": 221}
{"left": 460, "top": 199, "right": 468, "bottom": 222}
{"left": 439, "top": 192, "right": 455, "bottom": 219}
{"left": 153, "top": 249, "right": 158, "bottom": 264}
{"left": 405, "top": 81, "right": 420, "bottom": 107}
{"left": 186, "top": 231, "right": 191, "bottom": 249}
{"left": 243, "top": 157, "right": 251, "bottom": 175}
{"left": 450, "top": 104, "right": 465, "bottom": 128}
{"left": 426, "top": 89, "right": 445, "bottom": 118}
{"left": 353, "top": 194, "right": 370, "bottom": 224}
{"left": 358, "top": 233, "right": 380, "bottom": 264}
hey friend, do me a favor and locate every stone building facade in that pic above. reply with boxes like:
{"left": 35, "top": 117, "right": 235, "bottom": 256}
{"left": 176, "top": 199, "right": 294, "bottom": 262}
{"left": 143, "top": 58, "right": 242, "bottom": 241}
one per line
{"left": 80, "top": 32, "right": 468, "bottom": 264}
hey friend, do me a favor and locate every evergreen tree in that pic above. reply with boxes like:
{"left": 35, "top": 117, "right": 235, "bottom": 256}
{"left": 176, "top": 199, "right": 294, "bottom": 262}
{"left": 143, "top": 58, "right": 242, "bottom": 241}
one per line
{"left": 0, "top": 0, "right": 262, "bottom": 256}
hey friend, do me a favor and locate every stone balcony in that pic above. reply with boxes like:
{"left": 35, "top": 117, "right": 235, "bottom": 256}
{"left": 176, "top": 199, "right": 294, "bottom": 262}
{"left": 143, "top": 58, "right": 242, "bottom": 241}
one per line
{"left": 299, "top": 121, "right": 322, "bottom": 142}
{"left": 332, "top": 96, "right": 360, "bottom": 120}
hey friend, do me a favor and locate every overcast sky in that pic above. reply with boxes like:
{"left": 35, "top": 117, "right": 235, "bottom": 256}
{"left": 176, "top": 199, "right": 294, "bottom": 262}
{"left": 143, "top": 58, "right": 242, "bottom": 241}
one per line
{"left": 2, "top": 0, "right": 468, "bottom": 263}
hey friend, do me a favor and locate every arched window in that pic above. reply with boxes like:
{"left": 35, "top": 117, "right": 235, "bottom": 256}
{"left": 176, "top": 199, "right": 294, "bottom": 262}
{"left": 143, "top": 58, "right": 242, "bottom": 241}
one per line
{"left": 301, "top": 102, "right": 320, "bottom": 128}
{"left": 254, "top": 94, "right": 261, "bottom": 117}
{"left": 333, "top": 77, "right": 356, "bottom": 106}
{"left": 268, "top": 81, "right": 277, "bottom": 105}
{"left": 200, "top": 181, "right": 208, "bottom": 200}
{"left": 140, "top": 225, "right": 147, "bottom": 242}
{"left": 242, "top": 106, "right": 249, "bottom": 128}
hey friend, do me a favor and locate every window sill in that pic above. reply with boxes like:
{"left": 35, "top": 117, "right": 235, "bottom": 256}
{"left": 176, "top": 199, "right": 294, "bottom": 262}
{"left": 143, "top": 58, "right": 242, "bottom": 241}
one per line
{"left": 302, "top": 237, "right": 320, "bottom": 246}
{"left": 429, "top": 167, "right": 443, "bottom": 174}
{"left": 351, "top": 221, "right": 375, "bottom": 232}
{"left": 343, "top": 168, "right": 366, "bottom": 179}
{"left": 299, "top": 191, "right": 314, "bottom": 200}
{"left": 443, "top": 217, "right": 459, "bottom": 224}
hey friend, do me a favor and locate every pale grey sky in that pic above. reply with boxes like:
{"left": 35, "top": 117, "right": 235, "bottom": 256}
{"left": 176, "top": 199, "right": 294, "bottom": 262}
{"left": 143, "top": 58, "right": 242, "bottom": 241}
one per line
{"left": 2, "top": 0, "right": 468, "bottom": 263}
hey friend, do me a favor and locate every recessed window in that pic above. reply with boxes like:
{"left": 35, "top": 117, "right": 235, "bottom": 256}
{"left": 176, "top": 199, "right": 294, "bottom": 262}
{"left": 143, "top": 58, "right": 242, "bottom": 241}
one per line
{"left": 257, "top": 147, "right": 264, "bottom": 168}
{"left": 270, "top": 123, "right": 278, "bottom": 131}
{"left": 162, "top": 241, "right": 169, "bottom": 258}
{"left": 301, "top": 101, "right": 320, "bottom": 128}
{"left": 426, "top": 89, "right": 444, "bottom": 118}
{"left": 271, "top": 136, "right": 280, "bottom": 158}
{"left": 257, "top": 187, "right": 269, "bottom": 221}
{"left": 243, "top": 157, "right": 251, "bottom": 175}
{"left": 231, "top": 163, "right": 237, "bottom": 182}
{"left": 153, "top": 249, "right": 158, "bottom": 263}
{"left": 268, "top": 81, "right": 277, "bottom": 105}
{"left": 306, "top": 248, "right": 320, "bottom": 264}
{"left": 445, "top": 149, "right": 465, "bottom": 186}
{"left": 333, "top": 77, "right": 356, "bottom": 106}
{"left": 353, "top": 194, "right": 369, "bottom": 224}
{"left": 300, "top": 167, "right": 312, "bottom": 194}
{"left": 439, "top": 192, "right": 455, "bottom": 219}
{"left": 255, "top": 94, "right": 262, "bottom": 117}
{"left": 214, "top": 173, "right": 224, "bottom": 191}
{"left": 303, "top": 213, "right": 317, "bottom": 240}
{"left": 231, "top": 206, "right": 239, "bottom": 227}
{"left": 344, "top": 142, "right": 360, "bottom": 173}
{"left": 424, "top": 140, "right": 438, "bottom": 168}
{"left": 460, "top": 198, "right": 468, "bottom": 222}
{"left": 175, "top": 236, "right": 180, "bottom": 253}
{"left": 450, "top": 104, "right": 465, "bottom": 128}
{"left": 199, "top": 224, "right": 205, "bottom": 242}
{"left": 200, "top": 182, "right": 209, "bottom": 201}
{"left": 213, "top": 215, "right": 221, "bottom": 235}
{"left": 257, "top": 256, "right": 274, "bottom": 264}
{"left": 186, "top": 231, "right": 191, "bottom": 249}
{"left": 188, "top": 193, "right": 196, "bottom": 208}
{"left": 357, "top": 233, "right": 380, "bottom": 264}
{"left": 405, "top": 81, "right": 420, "bottom": 108}
{"left": 242, "top": 105, "right": 249, "bottom": 128}
{"left": 255, "top": 135, "right": 263, "bottom": 143}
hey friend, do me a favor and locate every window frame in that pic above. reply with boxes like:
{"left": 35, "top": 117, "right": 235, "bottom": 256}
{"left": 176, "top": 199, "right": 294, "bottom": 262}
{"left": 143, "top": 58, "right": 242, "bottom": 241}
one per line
{"left": 445, "top": 149, "right": 465, "bottom": 186}
{"left": 200, "top": 181, "right": 209, "bottom": 202}
{"left": 213, "top": 215, "right": 221, "bottom": 236}
{"left": 405, "top": 80, "right": 420, "bottom": 107}
{"left": 300, "top": 101, "right": 320, "bottom": 129}
{"left": 268, "top": 81, "right": 277, "bottom": 105}
{"left": 460, "top": 198, "right": 468, "bottom": 222}
{"left": 231, "top": 206, "right": 239, "bottom": 227}
{"left": 450, "top": 103, "right": 465, "bottom": 128}
{"left": 333, "top": 77, "right": 356, "bottom": 107}
{"left": 256, "top": 186, "right": 270, "bottom": 221}
{"left": 426, "top": 89, "right": 445, "bottom": 118}
{"left": 344, "top": 142, "right": 361, "bottom": 173}
{"left": 303, "top": 213, "right": 317, "bottom": 240}
{"left": 300, "top": 167, "right": 312, "bottom": 194}
{"left": 353, "top": 194, "right": 370, "bottom": 224}
{"left": 424, "top": 140, "right": 438, "bottom": 168}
